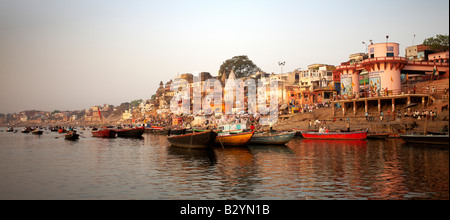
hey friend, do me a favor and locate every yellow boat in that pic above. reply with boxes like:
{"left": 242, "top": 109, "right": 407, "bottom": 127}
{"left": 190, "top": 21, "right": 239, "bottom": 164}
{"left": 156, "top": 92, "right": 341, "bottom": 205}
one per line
{"left": 215, "top": 131, "right": 255, "bottom": 147}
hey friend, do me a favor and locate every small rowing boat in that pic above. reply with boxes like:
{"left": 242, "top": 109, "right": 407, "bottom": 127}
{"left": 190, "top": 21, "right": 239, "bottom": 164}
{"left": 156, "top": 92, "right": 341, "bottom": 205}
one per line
{"left": 65, "top": 131, "right": 80, "bottom": 140}
{"left": 215, "top": 131, "right": 254, "bottom": 146}
{"left": 399, "top": 133, "right": 449, "bottom": 145}
{"left": 115, "top": 127, "right": 145, "bottom": 138}
{"left": 301, "top": 130, "right": 367, "bottom": 140}
{"left": 250, "top": 131, "right": 296, "bottom": 145}
{"left": 367, "top": 133, "right": 390, "bottom": 139}
{"left": 167, "top": 131, "right": 217, "bottom": 149}
{"left": 31, "top": 129, "right": 43, "bottom": 135}
{"left": 92, "top": 129, "right": 117, "bottom": 138}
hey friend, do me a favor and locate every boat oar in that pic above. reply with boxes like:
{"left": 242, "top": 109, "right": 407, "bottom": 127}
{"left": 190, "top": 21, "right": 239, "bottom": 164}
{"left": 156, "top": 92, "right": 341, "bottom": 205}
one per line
{"left": 217, "top": 136, "right": 225, "bottom": 150}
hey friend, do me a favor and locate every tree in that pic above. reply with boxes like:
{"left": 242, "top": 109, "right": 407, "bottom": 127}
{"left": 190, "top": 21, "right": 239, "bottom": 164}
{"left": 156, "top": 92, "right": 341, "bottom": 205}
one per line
{"left": 130, "top": 99, "right": 143, "bottom": 108}
{"left": 219, "top": 55, "right": 261, "bottom": 81}
{"left": 423, "top": 34, "right": 449, "bottom": 52}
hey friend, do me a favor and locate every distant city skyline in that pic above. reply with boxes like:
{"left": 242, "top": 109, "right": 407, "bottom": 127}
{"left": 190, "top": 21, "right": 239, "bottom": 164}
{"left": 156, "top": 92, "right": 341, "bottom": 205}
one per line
{"left": 1, "top": 0, "right": 449, "bottom": 113}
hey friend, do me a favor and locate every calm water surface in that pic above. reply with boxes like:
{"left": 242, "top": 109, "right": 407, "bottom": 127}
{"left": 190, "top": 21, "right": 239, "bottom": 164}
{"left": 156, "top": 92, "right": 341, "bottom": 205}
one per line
{"left": 0, "top": 128, "right": 448, "bottom": 200}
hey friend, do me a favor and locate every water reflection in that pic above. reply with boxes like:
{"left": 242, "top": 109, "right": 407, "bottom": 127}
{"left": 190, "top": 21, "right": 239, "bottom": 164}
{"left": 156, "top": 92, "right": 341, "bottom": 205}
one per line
{"left": 0, "top": 130, "right": 448, "bottom": 199}
{"left": 167, "top": 147, "right": 217, "bottom": 166}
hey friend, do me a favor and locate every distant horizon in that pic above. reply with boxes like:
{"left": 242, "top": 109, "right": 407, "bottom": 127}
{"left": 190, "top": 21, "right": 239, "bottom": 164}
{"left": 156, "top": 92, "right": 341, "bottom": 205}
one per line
{"left": 1, "top": 0, "right": 449, "bottom": 114}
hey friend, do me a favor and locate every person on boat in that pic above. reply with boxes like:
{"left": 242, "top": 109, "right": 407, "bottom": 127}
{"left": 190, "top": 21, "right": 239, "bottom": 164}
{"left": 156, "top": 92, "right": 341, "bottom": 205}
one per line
{"left": 250, "top": 124, "right": 255, "bottom": 131}
{"left": 346, "top": 122, "right": 350, "bottom": 132}
{"left": 325, "top": 127, "right": 329, "bottom": 133}
{"left": 319, "top": 127, "right": 324, "bottom": 133}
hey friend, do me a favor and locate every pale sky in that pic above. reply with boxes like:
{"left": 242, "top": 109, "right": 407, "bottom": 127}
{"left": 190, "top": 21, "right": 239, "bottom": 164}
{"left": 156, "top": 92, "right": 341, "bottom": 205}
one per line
{"left": 0, "top": 0, "right": 449, "bottom": 113}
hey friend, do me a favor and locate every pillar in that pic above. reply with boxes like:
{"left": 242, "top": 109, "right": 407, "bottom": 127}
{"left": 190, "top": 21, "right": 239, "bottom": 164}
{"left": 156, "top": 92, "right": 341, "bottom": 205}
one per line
{"left": 351, "top": 71, "right": 360, "bottom": 95}
{"left": 378, "top": 99, "right": 381, "bottom": 113}
{"left": 407, "top": 96, "right": 411, "bottom": 114}
{"left": 365, "top": 100, "right": 368, "bottom": 113}
{"left": 332, "top": 102, "right": 335, "bottom": 116}
{"left": 342, "top": 102, "right": 346, "bottom": 116}
{"left": 392, "top": 98, "right": 395, "bottom": 113}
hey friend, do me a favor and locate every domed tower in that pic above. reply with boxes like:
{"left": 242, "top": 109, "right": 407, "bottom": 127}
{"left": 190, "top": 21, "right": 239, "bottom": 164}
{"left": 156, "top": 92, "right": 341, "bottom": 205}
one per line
{"left": 362, "top": 42, "right": 407, "bottom": 95}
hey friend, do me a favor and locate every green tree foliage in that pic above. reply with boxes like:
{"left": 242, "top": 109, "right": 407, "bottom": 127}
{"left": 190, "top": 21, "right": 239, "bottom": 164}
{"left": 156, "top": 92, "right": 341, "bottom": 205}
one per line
{"left": 219, "top": 55, "right": 261, "bottom": 80}
{"left": 130, "top": 99, "right": 143, "bottom": 108}
{"left": 423, "top": 34, "right": 449, "bottom": 52}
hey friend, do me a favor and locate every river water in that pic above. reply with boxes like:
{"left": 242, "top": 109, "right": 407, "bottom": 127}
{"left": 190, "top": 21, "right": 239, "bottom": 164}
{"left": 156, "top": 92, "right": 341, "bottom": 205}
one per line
{"left": 0, "top": 128, "right": 448, "bottom": 200}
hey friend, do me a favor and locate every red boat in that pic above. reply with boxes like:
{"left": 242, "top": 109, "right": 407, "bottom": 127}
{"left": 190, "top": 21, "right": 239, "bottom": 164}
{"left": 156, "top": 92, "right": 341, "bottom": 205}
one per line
{"left": 301, "top": 130, "right": 367, "bottom": 140}
{"left": 115, "top": 127, "right": 145, "bottom": 138}
{"left": 92, "top": 129, "right": 117, "bottom": 138}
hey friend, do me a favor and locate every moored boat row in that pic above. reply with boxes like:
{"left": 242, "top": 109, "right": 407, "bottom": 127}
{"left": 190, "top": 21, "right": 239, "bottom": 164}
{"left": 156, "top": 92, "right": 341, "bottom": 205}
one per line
{"left": 166, "top": 130, "right": 297, "bottom": 149}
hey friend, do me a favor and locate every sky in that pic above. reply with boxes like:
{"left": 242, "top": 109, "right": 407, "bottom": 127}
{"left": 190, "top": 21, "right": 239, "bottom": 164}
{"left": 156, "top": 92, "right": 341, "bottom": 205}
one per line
{"left": 0, "top": 0, "right": 449, "bottom": 113}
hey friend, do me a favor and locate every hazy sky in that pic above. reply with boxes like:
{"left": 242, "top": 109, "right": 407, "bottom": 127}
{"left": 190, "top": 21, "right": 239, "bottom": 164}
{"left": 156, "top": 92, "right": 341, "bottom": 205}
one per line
{"left": 1, "top": 0, "right": 449, "bottom": 113}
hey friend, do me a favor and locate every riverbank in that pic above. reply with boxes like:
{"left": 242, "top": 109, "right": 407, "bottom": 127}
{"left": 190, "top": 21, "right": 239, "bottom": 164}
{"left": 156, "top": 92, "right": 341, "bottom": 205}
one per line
{"left": 273, "top": 103, "right": 449, "bottom": 135}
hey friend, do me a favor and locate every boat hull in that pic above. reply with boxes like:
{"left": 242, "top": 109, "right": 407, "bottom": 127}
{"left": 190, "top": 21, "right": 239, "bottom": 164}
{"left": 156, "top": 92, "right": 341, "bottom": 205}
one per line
{"left": 250, "top": 132, "right": 296, "bottom": 145}
{"left": 301, "top": 130, "right": 367, "bottom": 140}
{"left": 31, "top": 130, "right": 43, "bottom": 135}
{"left": 167, "top": 131, "right": 217, "bottom": 149}
{"left": 367, "top": 133, "right": 390, "bottom": 139}
{"left": 215, "top": 131, "right": 254, "bottom": 146}
{"left": 65, "top": 133, "right": 79, "bottom": 140}
{"left": 115, "top": 127, "right": 145, "bottom": 138}
{"left": 400, "top": 134, "right": 449, "bottom": 145}
{"left": 92, "top": 129, "right": 117, "bottom": 138}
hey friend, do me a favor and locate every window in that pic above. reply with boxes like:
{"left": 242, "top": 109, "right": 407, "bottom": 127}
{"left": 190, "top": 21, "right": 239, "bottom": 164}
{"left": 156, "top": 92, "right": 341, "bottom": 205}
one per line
{"left": 387, "top": 46, "right": 394, "bottom": 52}
{"left": 386, "top": 53, "right": 394, "bottom": 57}
{"left": 370, "top": 54, "right": 375, "bottom": 58}
{"left": 369, "top": 48, "right": 374, "bottom": 53}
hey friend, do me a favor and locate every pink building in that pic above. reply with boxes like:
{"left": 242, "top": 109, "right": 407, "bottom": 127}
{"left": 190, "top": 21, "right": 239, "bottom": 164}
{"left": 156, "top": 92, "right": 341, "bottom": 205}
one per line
{"left": 335, "top": 42, "right": 449, "bottom": 96}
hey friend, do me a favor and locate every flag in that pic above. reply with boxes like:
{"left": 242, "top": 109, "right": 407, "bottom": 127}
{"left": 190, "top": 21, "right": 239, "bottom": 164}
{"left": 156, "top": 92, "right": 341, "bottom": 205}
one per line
{"left": 98, "top": 108, "right": 102, "bottom": 121}
{"left": 351, "top": 82, "right": 354, "bottom": 87}
{"left": 391, "top": 76, "right": 393, "bottom": 82}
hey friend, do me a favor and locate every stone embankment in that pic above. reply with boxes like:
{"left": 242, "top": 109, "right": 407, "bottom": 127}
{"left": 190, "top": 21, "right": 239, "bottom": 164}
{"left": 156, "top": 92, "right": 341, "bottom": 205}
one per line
{"left": 273, "top": 102, "right": 449, "bottom": 134}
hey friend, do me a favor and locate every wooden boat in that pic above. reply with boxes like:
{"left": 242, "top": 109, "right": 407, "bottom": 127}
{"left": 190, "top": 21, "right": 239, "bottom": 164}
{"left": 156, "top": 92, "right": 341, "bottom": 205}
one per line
{"left": 399, "top": 133, "right": 449, "bottom": 145}
{"left": 115, "top": 127, "right": 145, "bottom": 138}
{"left": 367, "top": 133, "right": 390, "bottom": 139}
{"left": 92, "top": 129, "right": 117, "bottom": 138}
{"left": 6, "top": 127, "right": 14, "bottom": 132}
{"left": 250, "top": 131, "right": 296, "bottom": 145}
{"left": 31, "top": 129, "right": 43, "bottom": 135}
{"left": 215, "top": 131, "right": 254, "bottom": 146}
{"left": 292, "top": 128, "right": 318, "bottom": 137}
{"left": 58, "top": 128, "right": 67, "bottom": 133}
{"left": 65, "top": 131, "right": 80, "bottom": 140}
{"left": 21, "top": 127, "right": 32, "bottom": 133}
{"left": 301, "top": 130, "right": 367, "bottom": 140}
{"left": 167, "top": 131, "right": 217, "bottom": 149}
{"left": 168, "top": 128, "right": 187, "bottom": 135}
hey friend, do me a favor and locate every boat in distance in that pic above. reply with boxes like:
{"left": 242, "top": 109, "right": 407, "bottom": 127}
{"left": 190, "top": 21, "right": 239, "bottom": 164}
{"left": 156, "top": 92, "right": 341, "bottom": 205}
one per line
{"left": 215, "top": 131, "right": 254, "bottom": 146}
{"left": 399, "top": 133, "right": 449, "bottom": 145}
{"left": 65, "top": 131, "right": 80, "bottom": 140}
{"left": 115, "top": 127, "right": 145, "bottom": 138}
{"left": 301, "top": 130, "right": 368, "bottom": 140}
{"left": 367, "top": 133, "right": 390, "bottom": 139}
{"left": 92, "top": 129, "right": 117, "bottom": 138}
{"left": 31, "top": 129, "right": 43, "bottom": 135}
{"left": 167, "top": 131, "right": 217, "bottom": 149}
{"left": 250, "top": 131, "right": 296, "bottom": 145}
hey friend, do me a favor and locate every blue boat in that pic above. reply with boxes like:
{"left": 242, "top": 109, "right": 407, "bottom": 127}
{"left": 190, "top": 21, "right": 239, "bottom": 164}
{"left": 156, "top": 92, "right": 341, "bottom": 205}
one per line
{"left": 250, "top": 131, "right": 296, "bottom": 145}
